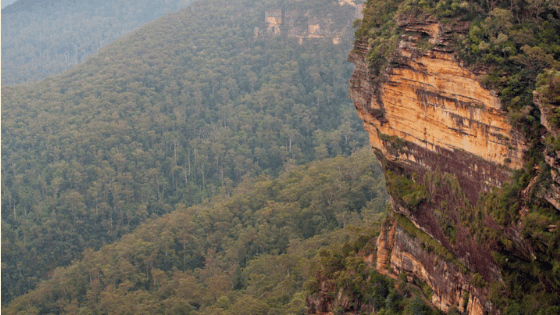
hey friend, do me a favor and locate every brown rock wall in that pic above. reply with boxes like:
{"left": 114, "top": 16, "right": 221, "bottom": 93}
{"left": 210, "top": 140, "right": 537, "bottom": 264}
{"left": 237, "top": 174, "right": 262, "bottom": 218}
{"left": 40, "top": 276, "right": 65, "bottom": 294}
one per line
{"left": 377, "top": 217, "right": 488, "bottom": 315}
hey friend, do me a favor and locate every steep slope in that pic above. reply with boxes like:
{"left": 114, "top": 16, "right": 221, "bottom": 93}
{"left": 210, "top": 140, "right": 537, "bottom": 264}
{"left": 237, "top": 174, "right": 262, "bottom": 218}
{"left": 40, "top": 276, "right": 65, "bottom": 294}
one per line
{"left": 342, "top": 0, "right": 560, "bottom": 314}
{"left": 1, "top": 0, "right": 366, "bottom": 304}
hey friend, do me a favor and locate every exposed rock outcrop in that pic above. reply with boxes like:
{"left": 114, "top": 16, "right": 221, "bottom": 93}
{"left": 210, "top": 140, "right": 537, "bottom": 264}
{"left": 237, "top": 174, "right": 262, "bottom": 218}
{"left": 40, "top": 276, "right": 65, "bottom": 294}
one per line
{"left": 376, "top": 216, "right": 489, "bottom": 314}
{"left": 349, "top": 16, "right": 527, "bottom": 196}
{"left": 262, "top": 0, "right": 363, "bottom": 45}
{"left": 348, "top": 15, "right": 531, "bottom": 314}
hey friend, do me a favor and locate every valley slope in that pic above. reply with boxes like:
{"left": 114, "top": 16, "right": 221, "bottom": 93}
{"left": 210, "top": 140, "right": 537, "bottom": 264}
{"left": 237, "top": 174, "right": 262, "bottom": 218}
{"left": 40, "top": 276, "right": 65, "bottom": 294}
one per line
{"left": 1, "top": 0, "right": 368, "bottom": 305}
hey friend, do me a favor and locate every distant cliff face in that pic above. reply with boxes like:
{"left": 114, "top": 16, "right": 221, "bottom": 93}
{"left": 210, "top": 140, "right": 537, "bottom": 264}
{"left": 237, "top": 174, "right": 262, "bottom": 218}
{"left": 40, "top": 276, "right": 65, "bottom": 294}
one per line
{"left": 258, "top": 0, "right": 363, "bottom": 45}
{"left": 348, "top": 15, "right": 530, "bottom": 314}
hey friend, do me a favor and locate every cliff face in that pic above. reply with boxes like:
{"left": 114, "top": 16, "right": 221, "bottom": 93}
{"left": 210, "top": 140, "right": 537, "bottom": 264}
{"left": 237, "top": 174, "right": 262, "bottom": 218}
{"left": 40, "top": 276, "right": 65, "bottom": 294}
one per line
{"left": 258, "top": 0, "right": 363, "bottom": 44}
{"left": 349, "top": 16, "right": 527, "bottom": 197}
{"left": 348, "top": 15, "right": 530, "bottom": 314}
{"left": 376, "top": 217, "right": 488, "bottom": 314}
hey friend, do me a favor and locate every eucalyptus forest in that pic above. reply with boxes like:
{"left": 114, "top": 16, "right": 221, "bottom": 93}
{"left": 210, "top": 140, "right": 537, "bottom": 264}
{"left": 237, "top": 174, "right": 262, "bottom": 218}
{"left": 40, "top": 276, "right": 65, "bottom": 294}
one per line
{"left": 2, "top": 0, "right": 387, "bottom": 311}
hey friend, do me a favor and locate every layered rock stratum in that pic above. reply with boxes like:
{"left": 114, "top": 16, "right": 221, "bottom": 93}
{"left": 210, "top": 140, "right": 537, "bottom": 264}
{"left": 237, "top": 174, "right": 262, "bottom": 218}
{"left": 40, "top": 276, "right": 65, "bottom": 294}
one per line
{"left": 348, "top": 15, "right": 532, "bottom": 315}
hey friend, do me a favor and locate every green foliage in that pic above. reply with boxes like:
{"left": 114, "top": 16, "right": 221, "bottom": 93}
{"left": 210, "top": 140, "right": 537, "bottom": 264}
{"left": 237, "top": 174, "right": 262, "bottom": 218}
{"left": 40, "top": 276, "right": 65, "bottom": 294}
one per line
{"left": 481, "top": 182, "right": 521, "bottom": 226}
{"left": 379, "top": 131, "right": 406, "bottom": 152}
{"left": 396, "top": 214, "right": 461, "bottom": 267}
{"left": 536, "top": 69, "right": 560, "bottom": 130}
{"left": 416, "top": 278, "right": 433, "bottom": 301}
{"left": 386, "top": 171, "right": 429, "bottom": 209}
{"left": 472, "top": 273, "right": 488, "bottom": 288}
{"left": 479, "top": 189, "right": 560, "bottom": 312}
{"left": 403, "top": 296, "right": 435, "bottom": 315}
{"left": 1, "top": 0, "right": 369, "bottom": 304}
{"left": 487, "top": 281, "right": 506, "bottom": 310}
{"left": 356, "top": 0, "right": 402, "bottom": 75}
{"left": 462, "top": 290, "right": 469, "bottom": 310}
{"left": 2, "top": 151, "right": 387, "bottom": 314}
{"left": 416, "top": 35, "right": 435, "bottom": 52}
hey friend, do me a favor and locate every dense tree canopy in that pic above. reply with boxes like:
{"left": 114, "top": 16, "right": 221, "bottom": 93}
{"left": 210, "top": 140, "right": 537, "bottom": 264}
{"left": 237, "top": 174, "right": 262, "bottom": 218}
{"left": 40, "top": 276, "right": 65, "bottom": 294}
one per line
{"left": 1, "top": 0, "right": 369, "bottom": 304}
{"left": 3, "top": 149, "right": 388, "bottom": 314}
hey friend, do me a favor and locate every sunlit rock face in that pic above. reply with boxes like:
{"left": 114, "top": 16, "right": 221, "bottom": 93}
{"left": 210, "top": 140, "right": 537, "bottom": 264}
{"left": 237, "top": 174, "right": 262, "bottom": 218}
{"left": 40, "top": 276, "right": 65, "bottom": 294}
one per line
{"left": 349, "top": 15, "right": 529, "bottom": 315}
{"left": 349, "top": 16, "right": 527, "bottom": 197}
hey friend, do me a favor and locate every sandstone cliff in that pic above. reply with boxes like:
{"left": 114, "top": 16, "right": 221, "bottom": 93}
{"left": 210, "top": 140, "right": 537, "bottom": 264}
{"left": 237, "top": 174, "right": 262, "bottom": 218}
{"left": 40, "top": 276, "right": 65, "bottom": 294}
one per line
{"left": 347, "top": 14, "right": 536, "bottom": 315}
{"left": 349, "top": 16, "right": 527, "bottom": 194}
{"left": 258, "top": 0, "right": 363, "bottom": 45}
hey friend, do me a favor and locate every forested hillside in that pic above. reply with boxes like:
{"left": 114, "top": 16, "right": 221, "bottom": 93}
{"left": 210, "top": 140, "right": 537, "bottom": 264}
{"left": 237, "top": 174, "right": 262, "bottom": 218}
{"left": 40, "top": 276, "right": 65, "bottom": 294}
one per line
{"left": 1, "top": 0, "right": 191, "bottom": 85}
{"left": 1, "top": 0, "right": 369, "bottom": 305}
{"left": 3, "top": 150, "right": 389, "bottom": 314}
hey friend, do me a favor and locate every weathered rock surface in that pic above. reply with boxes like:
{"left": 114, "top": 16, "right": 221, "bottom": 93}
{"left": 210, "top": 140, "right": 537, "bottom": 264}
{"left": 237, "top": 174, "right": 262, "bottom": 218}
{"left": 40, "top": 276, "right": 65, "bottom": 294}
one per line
{"left": 349, "top": 17, "right": 527, "bottom": 196}
{"left": 348, "top": 15, "right": 530, "bottom": 315}
{"left": 376, "top": 216, "right": 488, "bottom": 314}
